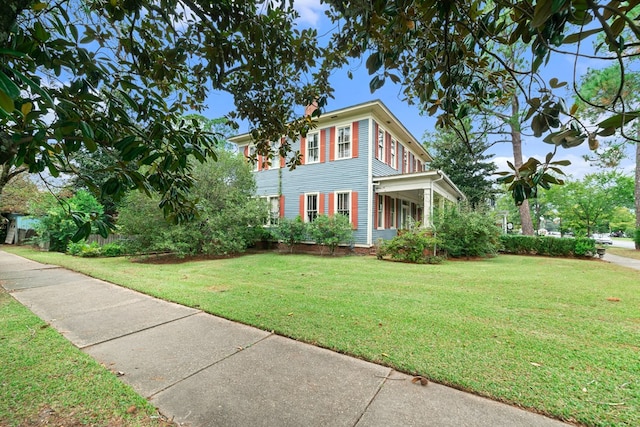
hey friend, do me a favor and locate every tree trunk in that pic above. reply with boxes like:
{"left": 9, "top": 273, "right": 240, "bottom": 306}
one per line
{"left": 510, "top": 95, "right": 535, "bottom": 235}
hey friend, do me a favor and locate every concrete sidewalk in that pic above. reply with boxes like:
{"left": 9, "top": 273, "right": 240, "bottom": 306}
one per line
{"left": 0, "top": 250, "right": 569, "bottom": 427}
{"left": 603, "top": 253, "right": 640, "bottom": 271}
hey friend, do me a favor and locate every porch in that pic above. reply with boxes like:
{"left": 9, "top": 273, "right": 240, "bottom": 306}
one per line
{"left": 371, "top": 170, "right": 465, "bottom": 243}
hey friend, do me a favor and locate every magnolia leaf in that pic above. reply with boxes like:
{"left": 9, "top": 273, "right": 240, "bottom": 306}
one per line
{"left": 0, "top": 90, "right": 15, "bottom": 113}
{"left": 563, "top": 28, "right": 602, "bottom": 44}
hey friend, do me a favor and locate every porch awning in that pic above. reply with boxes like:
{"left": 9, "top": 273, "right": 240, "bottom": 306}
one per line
{"left": 373, "top": 170, "right": 465, "bottom": 203}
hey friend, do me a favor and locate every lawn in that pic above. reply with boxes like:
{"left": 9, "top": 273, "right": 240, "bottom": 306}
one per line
{"left": 0, "top": 287, "right": 174, "bottom": 427}
{"left": 3, "top": 246, "right": 640, "bottom": 426}
{"left": 608, "top": 246, "right": 640, "bottom": 260}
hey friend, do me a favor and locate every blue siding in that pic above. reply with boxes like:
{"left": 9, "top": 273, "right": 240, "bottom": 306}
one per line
{"left": 254, "top": 119, "right": 371, "bottom": 245}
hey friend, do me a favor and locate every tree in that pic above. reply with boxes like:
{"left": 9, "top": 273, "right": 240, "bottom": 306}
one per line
{"left": 576, "top": 63, "right": 640, "bottom": 248}
{"left": 0, "top": 174, "right": 43, "bottom": 214}
{"left": 422, "top": 121, "right": 497, "bottom": 209}
{"left": 30, "top": 190, "right": 105, "bottom": 252}
{"left": 544, "top": 172, "right": 633, "bottom": 236}
{"left": 1, "top": 0, "right": 331, "bottom": 238}
{"left": 118, "top": 150, "right": 267, "bottom": 256}
{"left": 322, "top": 1, "right": 640, "bottom": 204}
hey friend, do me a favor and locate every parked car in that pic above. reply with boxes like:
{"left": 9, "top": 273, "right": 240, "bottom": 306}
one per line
{"left": 591, "top": 234, "right": 613, "bottom": 245}
{"left": 610, "top": 231, "right": 625, "bottom": 238}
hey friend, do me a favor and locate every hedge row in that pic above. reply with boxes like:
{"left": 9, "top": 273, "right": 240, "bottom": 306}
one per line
{"left": 499, "top": 235, "right": 597, "bottom": 257}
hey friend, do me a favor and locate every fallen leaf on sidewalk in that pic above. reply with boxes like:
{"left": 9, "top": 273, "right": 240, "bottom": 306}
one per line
{"left": 411, "top": 376, "right": 429, "bottom": 386}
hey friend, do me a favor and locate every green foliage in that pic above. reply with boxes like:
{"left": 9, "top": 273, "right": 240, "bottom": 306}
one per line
{"left": 635, "top": 229, "right": 640, "bottom": 249}
{"left": 1, "top": 0, "right": 332, "bottom": 240}
{"left": 30, "top": 190, "right": 106, "bottom": 252}
{"left": 273, "top": 216, "right": 308, "bottom": 253}
{"left": 378, "top": 224, "right": 441, "bottom": 264}
{"left": 308, "top": 214, "right": 354, "bottom": 255}
{"left": 66, "top": 241, "right": 126, "bottom": 257}
{"left": 499, "top": 235, "right": 596, "bottom": 257}
{"left": 117, "top": 151, "right": 266, "bottom": 257}
{"left": 434, "top": 207, "right": 501, "bottom": 258}
{"left": 422, "top": 119, "right": 497, "bottom": 208}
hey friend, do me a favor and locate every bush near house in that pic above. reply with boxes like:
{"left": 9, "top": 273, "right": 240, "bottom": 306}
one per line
{"left": 66, "top": 241, "right": 127, "bottom": 258}
{"left": 499, "top": 235, "right": 597, "bottom": 257}
{"left": 308, "top": 214, "right": 354, "bottom": 255}
{"left": 377, "top": 226, "right": 442, "bottom": 264}
{"left": 433, "top": 207, "right": 502, "bottom": 258}
{"left": 272, "top": 216, "right": 308, "bottom": 253}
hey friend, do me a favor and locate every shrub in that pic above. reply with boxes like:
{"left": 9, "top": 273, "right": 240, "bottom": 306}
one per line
{"left": 500, "top": 235, "right": 596, "bottom": 257}
{"left": 117, "top": 151, "right": 267, "bottom": 257}
{"left": 434, "top": 207, "right": 501, "bottom": 258}
{"left": 273, "top": 216, "right": 308, "bottom": 253}
{"left": 308, "top": 214, "right": 354, "bottom": 255}
{"left": 378, "top": 224, "right": 440, "bottom": 264}
{"left": 101, "top": 242, "right": 126, "bottom": 257}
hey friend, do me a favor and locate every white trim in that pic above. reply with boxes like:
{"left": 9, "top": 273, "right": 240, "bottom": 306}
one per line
{"left": 335, "top": 123, "right": 353, "bottom": 160}
{"left": 303, "top": 192, "right": 320, "bottom": 223}
{"left": 367, "top": 117, "right": 373, "bottom": 245}
{"left": 305, "top": 131, "right": 320, "bottom": 164}
{"left": 334, "top": 190, "right": 352, "bottom": 224}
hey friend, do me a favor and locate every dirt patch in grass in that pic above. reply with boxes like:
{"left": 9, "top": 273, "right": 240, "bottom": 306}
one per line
{"left": 130, "top": 252, "right": 242, "bottom": 264}
{"left": 0, "top": 405, "right": 178, "bottom": 427}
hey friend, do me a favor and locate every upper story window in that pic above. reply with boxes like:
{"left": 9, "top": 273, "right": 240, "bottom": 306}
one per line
{"left": 336, "top": 191, "right": 351, "bottom": 221}
{"left": 390, "top": 138, "right": 396, "bottom": 169}
{"left": 271, "top": 141, "right": 280, "bottom": 169}
{"left": 336, "top": 125, "right": 351, "bottom": 159}
{"left": 306, "top": 132, "right": 319, "bottom": 164}
{"left": 377, "top": 128, "right": 385, "bottom": 162}
{"left": 305, "top": 193, "right": 318, "bottom": 222}
{"left": 403, "top": 150, "right": 409, "bottom": 173}
{"left": 248, "top": 145, "right": 258, "bottom": 171}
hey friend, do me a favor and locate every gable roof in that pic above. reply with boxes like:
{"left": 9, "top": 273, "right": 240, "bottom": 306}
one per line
{"left": 228, "top": 100, "right": 433, "bottom": 163}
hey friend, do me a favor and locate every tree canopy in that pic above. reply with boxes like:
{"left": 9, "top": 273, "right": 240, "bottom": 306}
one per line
{"left": 2, "top": 0, "right": 640, "bottom": 240}
{"left": 1, "top": 0, "right": 330, "bottom": 238}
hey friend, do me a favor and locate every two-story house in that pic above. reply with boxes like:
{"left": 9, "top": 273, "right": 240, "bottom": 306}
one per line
{"left": 230, "top": 100, "right": 465, "bottom": 248}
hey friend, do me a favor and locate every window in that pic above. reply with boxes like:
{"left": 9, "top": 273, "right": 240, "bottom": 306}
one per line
{"left": 377, "top": 194, "right": 384, "bottom": 229}
{"left": 271, "top": 141, "right": 280, "bottom": 169}
{"left": 262, "top": 196, "right": 280, "bottom": 226}
{"left": 377, "top": 128, "right": 385, "bottom": 161}
{"left": 306, "top": 132, "right": 319, "bottom": 163}
{"left": 403, "top": 150, "right": 408, "bottom": 173}
{"left": 336, "top": 191, "right": 350, "bottom": 220}
{"left": 305, "top": 193, "right": 318, "bottom": 222}
{"left": 336, "top": 125, "right": 351, "bottom": 159}
{"left": 390, "top": 197, "right": 396, "bottom": 229}
{"left": 249, "top": 145, "right": 258, "bottom": 171}
{"left": 390, "top": 139, "right": 396, "bottom": 169}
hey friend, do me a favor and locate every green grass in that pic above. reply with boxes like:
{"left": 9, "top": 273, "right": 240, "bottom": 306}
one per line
{"left": 608, "top": 246, "right": 640, "bottom": 260}
{"left": 0, "top": 287, "right": 173, "bottom": 427}
{"left": 3, "top": 246, "right": 640, "bottom": 426}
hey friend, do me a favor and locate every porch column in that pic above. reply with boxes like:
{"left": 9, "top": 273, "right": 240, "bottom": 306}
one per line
{"left": 422, "top": 186, "right": 431, "bottom": 227}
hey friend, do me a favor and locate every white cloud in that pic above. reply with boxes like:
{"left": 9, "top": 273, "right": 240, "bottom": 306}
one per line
{"left": 293, "top": 0, "right": 327, "bottom": 27}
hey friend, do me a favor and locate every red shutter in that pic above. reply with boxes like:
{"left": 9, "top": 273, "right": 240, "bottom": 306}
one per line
{"left": 244, "top": 146, "right": 249, "bottom": 157}
{"left": 329, "top": 127, "right": 336, "bottom": 161}
{"left": 319, "top": 193, "right": 325, "bottom": 215}
{"left": 280, "top": 138, "right": 286, "bottom": 168}
{"left": 257, "top": 155, "right": 262, "bottom": 171}
{"left": 328, "top": 193, "right": 335, "bottom": 216}
{"left": 299, "top": 194, "right": 305, "bottom": 219}
{"left": 300, "top": 136, "right": 306, "bottom": 165}
{"left": 351, "top": 191, "right": 358, "bottom": 229}
{"left": 352, "top": 121, "right": 359, "bottom": 158}
{"left": 374, "top": 122, "right": 379, "bottom": 160}
{"left": 279, "top": 196, "right": 285, "bottom": 218}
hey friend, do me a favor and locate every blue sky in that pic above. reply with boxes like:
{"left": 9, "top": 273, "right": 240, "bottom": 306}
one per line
{"left": 204, "top": 0, "right": 636, "bottom": 180}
